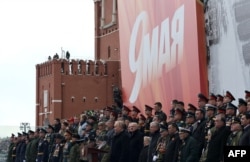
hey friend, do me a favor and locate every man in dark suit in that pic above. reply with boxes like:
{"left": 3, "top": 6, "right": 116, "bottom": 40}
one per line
{"left": 192, "top": 109, "right": 206, "bottom": 157}
{"left": 110, "top": 121, "right": 129, "bottom": 162}
{"left": 147, "top": 121, "right": 161, "bottom": 162}
{"left": 164, "top": 123, "right": 180, "bottom": 162}
{"left": 205, "top": 114, "right": 231, "bottom": 162}
{"left": 239, "top": 112, "right": 250, "bottom": 145}
{"left": 127, "top": 122, "right": 143, "bottom": 162}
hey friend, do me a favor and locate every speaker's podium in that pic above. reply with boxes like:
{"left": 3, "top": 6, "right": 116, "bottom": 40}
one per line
{"left": 88, "top": 147, "right": 108, "bottom": 162}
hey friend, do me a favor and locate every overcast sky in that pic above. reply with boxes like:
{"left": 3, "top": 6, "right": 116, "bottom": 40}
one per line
{"left": 0, "top": 0, "right": 94, "bottom": 137}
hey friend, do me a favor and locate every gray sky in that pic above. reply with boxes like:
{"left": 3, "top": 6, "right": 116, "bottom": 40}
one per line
{"left": 0, "top": 0, "right": 94, "bottom": 137}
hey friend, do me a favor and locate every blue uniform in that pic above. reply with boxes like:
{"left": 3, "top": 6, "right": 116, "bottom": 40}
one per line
{"left": 36, "top": 138, "right": 49, "bottom": 162}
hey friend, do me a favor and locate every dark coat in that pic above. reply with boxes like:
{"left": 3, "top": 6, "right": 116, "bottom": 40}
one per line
{"left": 164, "top": 133, "right": 180, "bottom": 162}
{"left": 147, "top": 130, "right": 161, "bottom": 162}
{"left": 127, "top": 130, "right": 144, "bottom": 162}
{"left": 205, "top": 126, "right": 231, "bottom": 162}
{"left": 239, "top": 125, "right": 250, "bottom": 146}
{"left": 177, "top": 136, "right": 199, "bottom": 162}
{"left": 138, "top": 145, "right": 149, "bottom": 162}
{"left": 110, "top": 130, "right": 130, "bottom": 162}
{"left": 192, "top": 118, "right": 206, "bottom": 156}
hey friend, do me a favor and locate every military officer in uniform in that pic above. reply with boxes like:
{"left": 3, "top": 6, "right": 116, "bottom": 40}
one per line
{"left": 50, "top": 133, "right": 64, "bottom": 162}
{"left": 131, "top": 106, "right": 140, "bottom": 123}
{"left": 29, "top": 128, "right": 40, "bottom": 162}
{"left": 226, "top": 117, "right": 242, "bottom": 146}
{"left": 37, "top": 128, "right": 49, "bottom": 162}
{"left": 144, "top": 105, "right": 153, "bottom": 136}
{"left": 7, "top": 133, "right": 15, "bottom": 162}
{"left": 154, "top": 124, "right": 170, "bottom": 162}
{"left": 154, "top": 102, "right": 167, "bottom": 122}
{"left": 197, "top": 93, "right": 208, "bottom": 111}
{"left": 185, "top": 112, "right": 196, "bottom": 132}
{"left": 245, "top": 90, "right": 250, "bottom": 102}
{"left": 187, "top": 103, "right": 197, "bottom": 114}
{"left": 25, "top": 130, "right": 35, "bottom": 162}
{"left": 69, "top": 134, "right": 80, "bottom": 162}
{"left": 237, "top": 98, "right": 247, "bottom": 119}
{"left": 46, "top": 124, "right": 55, "bottom": 154}
{"left": 225, "top": 103, "right": 237, "bottom": 126}
{"left": 63, "top": 130, "right": 72, "bottom": 162}
{"left": 177, "top": 127, "right": 199, "bottom": 162}
{"left": 216, "top": 94, "right": 225, "bottom": 114}
{"left": 208, "top": 93, "right": 217, "bottom": 106}
{"left": 121, "top": 105, "right": 132, "bottom": 121}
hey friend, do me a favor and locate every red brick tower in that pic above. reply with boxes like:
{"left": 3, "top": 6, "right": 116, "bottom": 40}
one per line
{"left": 35, "top": 0, "right": 121, "bottom": 127}
{"left": 94, "top": 0, "right": 120, "bottom": 60}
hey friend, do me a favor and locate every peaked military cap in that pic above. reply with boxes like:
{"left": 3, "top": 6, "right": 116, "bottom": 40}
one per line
{"left": 209, "top": 93, "right": 217, "bottom": 100}
{"left": 216, "top": 94, "right": 224, "bottom": 102}
{"left": 17, "top": 132, "right": 22, "bottom": 137}
{"left": 245, "top": 90, "right": 250, "bottom": 98}
{"left": 132, "top": 106, "right": 140, "bottom": 113}
{"left": 205, "top": 104, "right": 217, "bottom": 111}
{"left": 160, "top": 124, "right": 168, "bottom": 131}
{"left": 139, "top": 114, "right": 146, "bottom": 121}
{"left": 145, "top": 105, "right": 153, "bottom": 111}
{"left": 225, "top": 91, "right": 235, "bottom": 101}
{"left": 179, "top": 127, "right": 190, "bottom": 133}
{"left": 11, "top": 133, "right": 15, "bottom": 138}
{"left": 28, "top": 130, "right": 35, "bottom": 134}
{"left": 174, "top": 107, "right": 185, "bottom": 115}
{"left": 186, "top": 112, "right": 195, "bottom": 118}
{"left": 238, "top": 98, "right": 247, "bottom": 106}
{"left": 22, "top": 132, "right": 28, "bottom": 136}
{"left": 198, "top": 93, "right": 208, "bottom": 102}
{"left": 105, "top": 106, "right": 113, "bottom": 112}
{"left": 226, "top": 103, "right": 237, "bottom": 110}
{"left": 123, "top": 105, "right": 131, "bottom": 112}
{"left": 217, "top": 106, "right": 226, "bottom": 114}
{"left": 48, "top": 124, "right": 55, "bottom": 131}
{"left": 65, "top": 130, "right": 72, "bottom": 136}
{"left": 231, "top": 117, "right": 241, "bottom": 124}
{"left": 40, "top": 128, "right": 47, "bottom": 134}
{"left": 187, "top": 103, "right": 197, "bottom": 111}
{"left": 36, "top": 128, "right": 40, "bottom": 133}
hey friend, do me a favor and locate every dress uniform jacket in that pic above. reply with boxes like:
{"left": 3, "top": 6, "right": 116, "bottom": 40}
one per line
{"left": 69, "top": 142, "right": 80, "bottom": 162}
{"left": 63, "top": 141, "right": 72, "bottom": 162}
{"left": 50, "top": 143, "right": 64, "bottom": 162}
{"left": 239, "top": 125, "right": 250, "bottom": 146}
{"left": 37, "top": 138, "right": 49, "bottom": 162}
{"left": 226, "top": 131, "right": 242, "bottom": 146}
{"left": 15, "top": 142, "right": 21, "bottom": 162}
{"left": 177, "top": 136, "right": 199, "bottom": 162}
{"left": 25, "top": 138, "right": 33, "bottom": 162}
{"left": 30, "top": 137, "right": 39, "bottom": 162}
{"left": 12, "top": 143, "right": 17, "bottom": 162}
{"left": 7, "top": 142, "right": 14, "bottom": 162}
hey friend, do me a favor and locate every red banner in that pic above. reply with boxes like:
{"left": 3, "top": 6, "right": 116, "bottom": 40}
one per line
{"left": 118, "top": 0, "right": 208, "bottom": 114}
